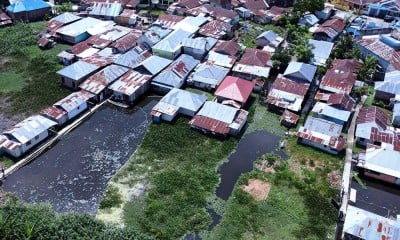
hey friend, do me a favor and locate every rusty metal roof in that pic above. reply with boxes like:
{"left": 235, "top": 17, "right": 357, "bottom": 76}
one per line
{"left": 215, "top": 76, "right": 255, "bottom": 104}
{"left": 54, "top": 91, "right": 94, "bottom": 113}
{"left": 40, "top": 106, "right": 67, "bottom": 121}
{"left": 269, "top": 74, "right": 310, "bottom": 96}
{"left": 212, "top": 40, "right": 241, "bottom": 56}
{"left": 110, "top": 32, "right": 139, "bottom": 51}
{"left": 357, "top": 106, "right": 388, "bottom": 130}
{"left": 108, "top": 70, "right": 151, "bottom": 96}
{"left": 320, "top": 59, "right": 360, "bottom": 94}
{"left": 199, "top": 20, "right": 231, "bottom": 39}
{"left": 357, "top": 38, "right": 400, "bottom": 70}
{"left": 280, "top": 110, "right": 299, "bottom": 124}
{"left": 327, "top": 93, "right": 355, "bottom": 111}
{"left": 237, "top": 48, "right": 272, "bottom": 67}
{"left": 242, "top": 0, "right": 269, "bottom": 11}
{"left": 154, "top": 14, "right": 185, "bottom": 29}
{"left": 82, "top": 47, "right": 121, "bottom": 68}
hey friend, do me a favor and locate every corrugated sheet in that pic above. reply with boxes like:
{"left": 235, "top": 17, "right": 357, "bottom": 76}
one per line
{"left": 284, "top": 61, "right": 317, "bottom": 83}
{"left": 56, "top": 17, "right": 107, "bottom": 38}
{"left": 89, "top": 2, "right": 123, "bottom": 17}
{"left": 320, "top": 58, "right": 359, "bottom": 94}
{"left": 57, "top": 60, "right": 99, "bottom": 80}
{"left": 188, "top": 63, "right": 229, "bottom": 86}
{"left": 153, "top": 88, "right": 207, "bottom": 113}
{"left": 212, "top": 40, "right": 240, "bottom": 56}
{"left": 54, "top": 91, "right": 94, "bottom": 113}
{"left": 312, "top": 102, "right": 351, "bottom": 122}
{"left": 3, "top": 115, "right": 56, "bottom": 144}
{"left": 357, "top": 106, "right": 388, "bottom": 130}
{"left": 79, "top": 64, "right": 129, "bottom": 94}
{"left": 50, "top": 12, "right": 81, "bottom": 24}
{"left": 280, "top": 110, "right": 299, "bottom": 124}
{"left": 215, "top": 76, "right": 255, "bottom": 104}
{"left": 7, "top": 0, "right": 50, "bottom": 13}
{"left": 108, "top": 70, "right": 151, "bottom": 95}
{"left": 327, "top": 93, "right": 355, "bottom": 111}
{"left": 190, "top": 115, "right": 230, "bottom": 135}
{"left": 152, "top": 28, "right": 192, "bottom": 52}
{"left": 199, "top": 20, "right": 231, "bottom": 39}
{"left": 110, "top": 32, "right": 140, "bottom": 51}
{"left": 375, "top": 71, "right": 400, "bottom": 95}
{"left": 237, "top": 48, "right": 272, "bottom": 67}
{"left": 206, "top": 51, "right": 237, "bottom": 68}
{"left": 114, "top": 49, "right": 151, "bottom": 68}
{"left": 154, "top": 14, "right": 185, "bottom": 29}
{"left": 182, "top": 37, "right": 217, "bottom": 51}
{"left": 196, "top": 101, "right": 237, "bottom": 123}
{"left": 135, "top": 55, "right": 172, "bottom": 75}
{"left": 40, "top": 106, "right": 67, "bottom": 121}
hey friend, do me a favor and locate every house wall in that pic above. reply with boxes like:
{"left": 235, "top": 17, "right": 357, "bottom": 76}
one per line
{"left": 161, "top": 111, "right": 178, "bottom": 122}
{"left": 9, "top": 7, "right": 51, "bottom": 22}
{"left": 298, "top": 138, "right": 340, "bottom": 155}
{"left": 364, "top": 170, "right": 397, "bottom": 184}
{"left": 4, "top": 130, "right": 50, "bottom": 157}
{"left": 375, "top": 90, "right": 395, "bottom": 103}
{"left": 2, "top": 145, "right": 23, "bottom": 158}
{"left": 61, "top": 76, "right": 87, "bottom": 90}
{"left": 64, "top": 101, "right": 88, "bottom": 120}
{"left": 40, "top": 113, "right": 68, "bottom": 126}
{"left": 188, "top": 80, "right": 216, "bottom": 91}
{"left": 152, "top": 47, "right": 180, "bottom": 60}
{"left": 178, "top": 108, "right": 197, "bottom": 117}
{"left": 60, "top": 32, "right": 89, "bottom": 44}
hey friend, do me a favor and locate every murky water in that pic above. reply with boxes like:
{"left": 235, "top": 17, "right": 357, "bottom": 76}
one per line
{"left": 2, "top": 99, "right": 157, "bottom": 214}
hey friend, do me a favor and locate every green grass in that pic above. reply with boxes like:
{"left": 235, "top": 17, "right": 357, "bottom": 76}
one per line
{"left": 116, "top": 117, "right": 239, "bottom": 239}
{"left": 0, "top": 23, "right": 70, "bottom": 115}
{"left": 239, "top": 23, "right": 285, "bottom": 48}
{"left": 0, "top": 156, "right": 15, "bottom": 168}
{"left": 0, "top": 71, "right": 25, "bottom": 93}
{"left": 99, "top": 185, "right": 123, "bottom": 209}
{"left": 245, "top": 100, "right": 286, "bottom": 135}
{"left": 363, "top": 95, "right": 374, "bottom": 107}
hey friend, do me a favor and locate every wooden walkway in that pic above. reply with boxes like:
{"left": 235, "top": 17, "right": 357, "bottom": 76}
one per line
{"left": 0, "top": 100, "right": 109, "bottom": 181}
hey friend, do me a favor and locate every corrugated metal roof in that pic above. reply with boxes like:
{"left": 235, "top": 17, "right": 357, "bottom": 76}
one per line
{"left": 320, "top": 58, "right": 359, "bottom": 94}
{"left": 142, "top": 26, "right": 172, "bottom": 46}
{"left": 212, "top": 40, "right": 241, "bottom": 56}
{"left": 182, "top": 37, "right": 217, "bottom": 51}
{"left": 199, "top": 20, "right": 231, "bottom": 39}
{"left": 312, "top": 102, "right": 351, "bottom": 122}
{"left": 237, "top": 48, "right": 272, "bottom": 67}
{"left": 357, "top": 38, "right": 400, "bottom": 71}
{"left": 375, "top": 71, "right": 400, "bottom": 95}
{"left": 40, "top": 106, "right": 67, "bottom": 121}
{"left": 0, "top": 134, "right": 21, "bottom": 152}
{"left": 190, "top": 115, "right": 230, "bottom": 135}
{"left": 114, "top": 49, "right": 151, "bottom": 68}
{"left": 57, "top": 61, "right": 99, "bottom": 81}
{"left": 79, "top": 64, "right": 129, "bottom": 94}
{"left": 3, "top": 115, "right": 56, "bottom": 144}
{"left": 135, "top": 55, "right": 172, "bottom": 75}
{"left": 309, "top": 39, "right": 334, "bottom": 66}
{"left": 357, "top": 106, "right": 388, "bottom": 129}
{"left": 327, "top": 93, "right": 355, "bottom": 111}
{"left": 50, "top": 12, "right": 81, "bottom": 24}
{"left": 56, "top": 17, "right": 107, "bottom": 38}
{"left": 188, "top": 62, "right": 229, "bottom": 86}
{"left": 215, "top": 76, "right": 255, "bottom": 103}
{"left": 54, "top": 91, "right": 94, "bottom": 113}
{"left": 343, "top": 205, "right": 400, "bottom": 240}
{"left": 152, "top": 54, "right": 199, "bottom": 88}
{"left": 196, "top": 101, "right": 237, "bottom": 123}
{"left": 153, "top": 88, "right": 207, "bottom": 113}
{"left": 89, "top": 2, "right": 123, "bottom": 17}
{"left": 206, "top": 51, "right": 237, "bottom": 68}
{"left": 110, "top": 32, "right": 140, "bottom": 51}
{"left": 108, "top": 70, "right": 151, "bottom": 95}
{"left": 7, "top": 0, "right": 50, "bottom": 13}
{"left": 284, "top": 61, "right": 317, "bottom": 83}
{"left": 152, "top": 28, "right": 192, "bottom": 52}
{"left": 299, "top": 14, "right": 319, "bottom": 26}
{"left": 154, "top": 15, "right": 185, "bottom": 29}
{"left": 280, "top": 110, "right": 299, "bottom": 124}
{"left": 172, "top": 15, "right": 208, "bottom": 33}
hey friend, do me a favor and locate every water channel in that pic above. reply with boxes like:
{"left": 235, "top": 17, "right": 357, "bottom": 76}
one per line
{"left": 2, "top": 99, "right": 157, "bottom": 213}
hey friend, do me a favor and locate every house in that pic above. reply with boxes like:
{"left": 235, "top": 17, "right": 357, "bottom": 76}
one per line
{"left": 151, "top": 54, "right": 199, "bottom": 93}
{"left": 89, "top": 2, "right": 123, "bottom": 20}
{"left": 54, "top": 91, "right": 95, "bottom": 121}
{"left": 198, "top": 20, "right": 232, "bottom": 40}
{"left": 283, "top": 62, "right": 317, "bottom": 83}
{"left": 256, "top": 30, "right": 284, "bottom": 49}
{"left": 326, "top": 93, "right": 356, "bottom": 111}
{"left": 311, "top": 102, "right": 352, "bottom": 125}
{"left": 38, "top": 37, "right": 53, "bottom": 49}
{"left": 6, "top": 0, "right": 50, "bottom": 22}
{"left": 110, "top": 31, "right": 141, "bottom": 54}
{"left": 0, "top": 116, "right": 57, "bottom": 158}
{"left": 46, "top": 12, "right": 81, "bottom": 36}
{"left": 115, "top": 9, "right": 138, "bottom": 26}
{"left": 343, "top": 205, "right": 400, "bottom": 240}
{"left": 182, "top": 37, "right": 217, "bottom": 60}
{"left": 137, "top": 25, "right": 172, "bottom": 48}
{"left": 280, "top": 109, "right": 299, "bottom": 128}
{"left": 267, "top": 74, "right": 310, "bottom": 112}
{"left": 295, "top": 117, "right": 346, "bottom": 155}
{"left": 368, "top": 0, "right": 400, "bottom": 18}
{"left": 187, "top": 62, "right": 230, "bottom": 90}
{"left": 214, "top": 76, "right": 255, "bottom": 107}
{"left": 186, "top": 4, "right": 239, "bottom": 25}
{"left": 108, "top": 70, "right": 152, "bottom": 104}
{"left": 205, "top": 51, "right": 237, "bottom": 68}
{"left": 152, "top": 29, "right": 192, "bottom": 59}
{"left": 79, "top": 64, "right": 129, "bottom": 102}
{"left": 0, "top": 10, "right": 12, "bottom": 27}
{"left": 374, "top": 70, "right": 400, "bottom": 102}
{"left": 240, "top": 0, "right": 269, "bottom": 13}
{"left": 81, "top": 47, "right": 121, "bottom": 68}
{"left": 56, "top": 17, "right": 112, "bottom": 44}
{"left": 232, "top": 48, "right": 272, "bottom": 80}
{"left": 319, "top": 59, "right": 360, "bottom": 94}
{"left": 171, "top": 16, "right": 208, "bottom": 34}
{"left": 190, "top": 101, "right": 248, "bottom": 136}
{"left": 315, "top": 5, "right": 334, "bottom": 21}
{"left": 236, "top": 7, "right": 252, "bottom": 19}
{"left": 86, "top": 27, "right": 130, "bottom": 50}
{"left": 298, "top": 14, "right": 319, "bottom": 27}
{"left": 40, "top": 106, "right": 68, "bottom": 126}
{"left": 212, "top": 40, "right": 241, "bottom": 57}
{"left": 209, "top": 0, "right": 231, "bottom": 8}
{"left": 253, "top": 6, "right": 286, "bottom": 24}
{"left": 356, "top": 106, "right": 389, "bottom": 146}
{"left": 357, "top": 142, "right": 400, "bottom": 184}
{"left": 153, "top": 14, "right": 185, "bottom": 29}
{"left": 151, "top": 88, "right": 207, "bottom": 122}
{"left": 57, "top": 61, "right": 100, "bottom": 90}
{"left": 357, "top": 36, "right": 400, "bottom": 72}
{"left": 308, "top": 39, "right": 334, "bottom": 66}
{"left": 113, "top": 49, "right": 152, "bottom": 68}
{"left": 313, "top": 17, "right": 346, "bottom": 41}
{"left": 134, "top": 55, "right": 172, "bottom": 76}
{"left": 348, "top": 16, "right": 392, "bottom": 37}
{"left": 393, "top": 102, "right": 400, "bottom": 127}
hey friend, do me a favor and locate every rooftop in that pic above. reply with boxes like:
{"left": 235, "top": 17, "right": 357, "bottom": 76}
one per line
{"left": 215, "top": 76, "right": 255, "bottom": 104}
{"left": 284, "top": 61, "right": 317, "bottom": 83}
{"left": 54, "top": 91, "right": 94, "bottom": 113}
{"left": 79, "top": 65, "right": 129, "bottom": 94}
{"left": 56, "top": 61, "right": 100, "bottom": 81}
{"left": 108, "top": 70, "right": 151, "bottom": 96}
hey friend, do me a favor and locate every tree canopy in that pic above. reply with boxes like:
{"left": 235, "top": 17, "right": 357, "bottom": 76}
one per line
{"left": 357, "top": 55, "right": 378, "bottom": 83}
{"left": 293, "top": 0, "right": 325, "bottom": 15}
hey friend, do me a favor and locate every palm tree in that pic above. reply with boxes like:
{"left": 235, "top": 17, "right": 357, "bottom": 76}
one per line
{"left": 357, "top": 55, "right": 378, "bottom": 84}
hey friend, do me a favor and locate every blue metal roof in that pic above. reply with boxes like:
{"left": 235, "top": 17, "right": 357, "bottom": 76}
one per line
{"left": 7, "top": 0, "right": 50, "bottom": 13}
{"left": 284, "top": 62, "right": 317, "bottom": 83}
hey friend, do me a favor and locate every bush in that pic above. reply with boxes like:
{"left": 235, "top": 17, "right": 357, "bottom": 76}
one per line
{"left": 99, "top": 185, "right": 123, "bottom": 209}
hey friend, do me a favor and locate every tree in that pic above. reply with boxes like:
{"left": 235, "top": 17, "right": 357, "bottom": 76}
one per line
{"left": 357, "top": 55, "right": 378, "bottom": 83}
{"left": 272, "top": 48, "right": 292, "bottom": 70}
{"left": 333, "top": 34, "right": 361, "bottom": 59}
{"left": 293, "top": 0, "right": 325, "bottom": 15}
{"left": 295, "top": 43, "right": 314, "bottom": 63}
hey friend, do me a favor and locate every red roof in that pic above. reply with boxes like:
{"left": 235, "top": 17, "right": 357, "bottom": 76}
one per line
{"left": 215, "top": 76, "right": 255, "bottom": 104}
{"left": 242, "top": 0, "right": 269, "bottom": 12}
{"left": 177, "top": 0, "right": 202, "bottom": 9}
{"left": 212, "top": 40, "right": 241, "bottom": 56}
{"left": 154, "top": 14, "right": 185, "bottom": 28}
{"left": 238, "top": 48, "right": 271, "bottom": 67}
{"left": 327, "top": 93, "right": 355, "bottom": 111}
{"left": 46, "top": 20, "right": 64, "bottom": 32}
{"left": 269, "top": 6, "right": 285, "bottom": 15}
{"left": 320, "top": 59, "right": 360, "bottom": 94}
{"left": 68, "top": 40, "right": 91, "bottom": 55}
{"left": 270, "top": 74, "right": 310, "bottom": 97}
{"left": 280, "top": 110, "right": 299, "bottom": 124}
{"left": 110, "top": 32, "right": 138, "bottom": 51}
{"left": 321, "top": 18, "right": 345, "bottom": 32}
{"left": 357, "top": 106, "right": 388, "bottom": 130}
{"left": 40, "top": 106, "right": 67, "bottom": 120}
{"left": 199, "top": 20, "right": 231, "bottom": 39}
{"left": 190, "top": 115, "right": 230, "bottom": 136}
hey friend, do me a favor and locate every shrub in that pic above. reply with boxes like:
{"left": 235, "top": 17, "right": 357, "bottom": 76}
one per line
{"left": 99, "top": 185, "right": 123, "bottom": 209}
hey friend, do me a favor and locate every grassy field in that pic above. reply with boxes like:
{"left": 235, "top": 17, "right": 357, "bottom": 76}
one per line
{"left": 239, "top": 23, "right": 285, "bottom": 48}
{"left": 0, "top": 22, "right": 70, "bottom": 115}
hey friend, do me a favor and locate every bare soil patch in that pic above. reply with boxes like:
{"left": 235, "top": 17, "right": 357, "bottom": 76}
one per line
{"left": 328, "top": 171, "right": 342, "bottom": 190}
{"left": 241, "top": 179, "right": 271, "bottom": 201}
{"left": 255, "top": 160, "right": 276, "bottom": 174}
